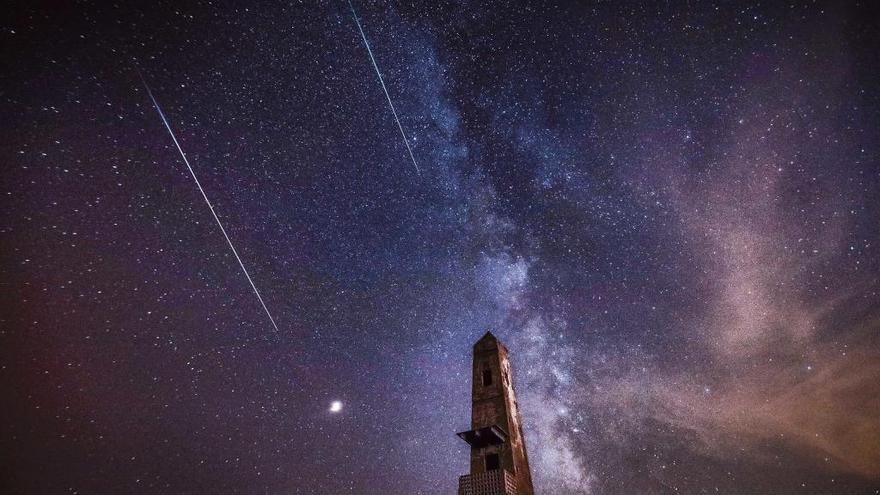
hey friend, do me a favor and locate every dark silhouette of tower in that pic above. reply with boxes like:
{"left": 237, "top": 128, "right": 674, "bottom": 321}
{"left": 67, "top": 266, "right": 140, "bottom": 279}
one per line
{"left": 457, "top": 332, "right": 535, "bottom": 495}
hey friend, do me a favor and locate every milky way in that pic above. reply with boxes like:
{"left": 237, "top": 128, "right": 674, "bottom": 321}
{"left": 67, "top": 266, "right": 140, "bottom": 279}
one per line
{"left": 2, "top": 2, "right": 878, "bottom": 494}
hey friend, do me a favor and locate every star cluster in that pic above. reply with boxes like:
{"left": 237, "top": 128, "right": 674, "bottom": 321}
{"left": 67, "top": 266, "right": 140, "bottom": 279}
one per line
{"left": 2, "top": 1, "right": 879, "bottom": 494}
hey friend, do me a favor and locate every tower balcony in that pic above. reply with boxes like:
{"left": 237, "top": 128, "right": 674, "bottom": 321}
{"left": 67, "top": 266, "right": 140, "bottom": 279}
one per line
{"left": 458, "top": 469, "right": 518, "bottom": 495}
{"left": 456, "top": 425, "right": 508, "bottom": 448}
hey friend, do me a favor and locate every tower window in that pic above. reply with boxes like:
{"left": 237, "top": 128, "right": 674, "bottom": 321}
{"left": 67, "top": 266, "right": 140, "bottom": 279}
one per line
{"left": 485, "top": 453, "right": 500, "bottom": 471}
{"left": 482, "top": 368, "right": 493, "bottom": 386}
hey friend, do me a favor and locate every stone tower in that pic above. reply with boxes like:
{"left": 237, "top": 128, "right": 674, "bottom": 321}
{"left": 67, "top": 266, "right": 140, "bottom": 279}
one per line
{"left": 457, "top": 332, "right": 535, "bottom": 495}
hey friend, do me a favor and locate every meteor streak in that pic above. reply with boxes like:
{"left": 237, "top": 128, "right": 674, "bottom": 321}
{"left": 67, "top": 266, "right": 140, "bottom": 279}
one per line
{"left": 347, "top": 0, "right": 421, "bottom": 176}
{"left": 138, "top": 72, "right": 280, "bottom": 332}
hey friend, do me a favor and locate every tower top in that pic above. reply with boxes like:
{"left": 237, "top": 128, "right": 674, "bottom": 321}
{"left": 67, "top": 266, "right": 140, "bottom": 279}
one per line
{"left": 475, "top": 331, "right": 509, "bottom": 353}
{"left": 476, "top": 331, "right": 498, "bottom": 345}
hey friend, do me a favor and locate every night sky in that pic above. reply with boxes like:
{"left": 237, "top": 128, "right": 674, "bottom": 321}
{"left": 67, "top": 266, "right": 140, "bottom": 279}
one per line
{"left": 2, "top": 1, "right": 879, "bottom": 494}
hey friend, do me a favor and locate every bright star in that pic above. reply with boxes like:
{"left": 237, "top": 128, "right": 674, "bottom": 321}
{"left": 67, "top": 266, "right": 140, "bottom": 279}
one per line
{"left": 329, "top": 400, "right": 343, "bottom": 413}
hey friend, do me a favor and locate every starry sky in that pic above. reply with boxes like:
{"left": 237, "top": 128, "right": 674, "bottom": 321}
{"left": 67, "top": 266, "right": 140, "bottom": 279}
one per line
{"left": 2, "top": 1, "right": 879, "bottom": 494}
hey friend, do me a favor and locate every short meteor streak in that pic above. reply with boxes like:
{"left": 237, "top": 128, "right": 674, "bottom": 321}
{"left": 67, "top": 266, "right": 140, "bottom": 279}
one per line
{"left": 138, "top": 72, "right": 280, "bottom": 332}
{"left": 347, "top": 0, "right": 421, "bottom": 176}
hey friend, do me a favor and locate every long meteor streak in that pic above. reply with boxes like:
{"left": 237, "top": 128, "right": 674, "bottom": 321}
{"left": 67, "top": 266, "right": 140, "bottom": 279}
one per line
{"left": 139, "top": 73, "right": 280, "bottom": 332}
{"left": 347, "top": 0, "right": 421, "bottom": 176}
